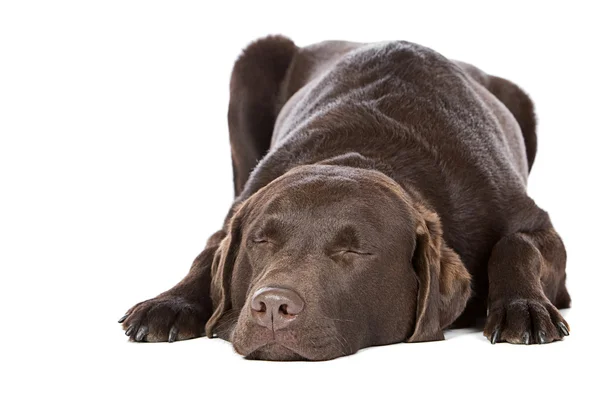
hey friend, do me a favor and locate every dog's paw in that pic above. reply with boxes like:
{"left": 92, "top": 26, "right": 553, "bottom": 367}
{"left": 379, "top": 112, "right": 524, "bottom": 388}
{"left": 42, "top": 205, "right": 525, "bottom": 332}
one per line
{"left": 484, "top": 298, "right": 569, "bottom": 344}
{"left": 119, "top": 296, "right": 210, "bottom": 342}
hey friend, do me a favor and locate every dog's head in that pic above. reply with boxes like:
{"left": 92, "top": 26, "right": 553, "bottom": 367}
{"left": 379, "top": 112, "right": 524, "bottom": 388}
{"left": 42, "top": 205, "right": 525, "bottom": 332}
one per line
{"left": 206, "top": 164, "right": 471, "bottom": 360}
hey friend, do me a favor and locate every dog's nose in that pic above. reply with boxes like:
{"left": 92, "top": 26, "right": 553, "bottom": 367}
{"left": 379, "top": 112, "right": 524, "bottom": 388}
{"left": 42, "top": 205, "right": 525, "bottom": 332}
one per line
{"left": 250, "top": 287, "right": 304, "bottom": 330}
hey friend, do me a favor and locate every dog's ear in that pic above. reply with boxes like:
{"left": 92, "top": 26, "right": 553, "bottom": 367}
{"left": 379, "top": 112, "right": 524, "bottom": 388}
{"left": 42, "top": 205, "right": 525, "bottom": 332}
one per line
{"left": 205, "top": 204, "right": 246, "bottom": 338}
{"left": 407, "top": 203, "right": 471, "bottom": 342}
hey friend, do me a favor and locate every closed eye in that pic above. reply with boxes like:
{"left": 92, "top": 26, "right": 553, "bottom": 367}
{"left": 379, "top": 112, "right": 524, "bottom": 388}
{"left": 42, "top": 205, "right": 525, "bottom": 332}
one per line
{"left": 335, "top": 250, "right": 373, "bottom": 256}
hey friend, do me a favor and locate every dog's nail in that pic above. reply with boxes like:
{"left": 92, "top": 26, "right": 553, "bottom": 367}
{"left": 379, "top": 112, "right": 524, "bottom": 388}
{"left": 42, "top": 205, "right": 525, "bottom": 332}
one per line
{"left": 523, "top": 332, "right": 530, "bottom": 345}
{"left": 118, "top": 314, "right": 128, "bottom": 323}
{"left": 168, "top": 326, "right": 178, "bottom": 343}
{"left": 538, "top": 331, "right": 546, "bottom": 344}
{"left": 125, "top": 325, "right": 136, "bottom": 337}
{"left": 135, "top": 326, "right": 148, "bottom": 342}
{"left": 557, "top": 322, "right": 569, "bottom": 337}
{"left": 491, "top": 329, "right": 500, "bottom": 344}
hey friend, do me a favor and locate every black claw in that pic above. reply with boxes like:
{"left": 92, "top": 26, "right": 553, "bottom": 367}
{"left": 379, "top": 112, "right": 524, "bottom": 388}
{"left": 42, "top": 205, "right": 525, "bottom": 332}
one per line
{"left": 118, "top": 314, "right": 128, "bottom": 323}
{"left": 491, "top": 329, "right": 500, "bottom": 344}
{"left": 523, "top": 332, "right": 530, "bottom": 345}
{"left": 538, "top": 331, "right": 546, "bottom": 344}
{"left": 125, "top": 325, "right": 136, "bottom": 337}
{"left": 135, "top": 326, "right": 148, "bottom": 341}
{"left": 558, "top": 322, "right": 570, "bottom": 337}
{"left": 135, "top": 326, "right": 148, "bottom": 342}
{"left": 168, "top": 326, "right": 178, "bottom": 343}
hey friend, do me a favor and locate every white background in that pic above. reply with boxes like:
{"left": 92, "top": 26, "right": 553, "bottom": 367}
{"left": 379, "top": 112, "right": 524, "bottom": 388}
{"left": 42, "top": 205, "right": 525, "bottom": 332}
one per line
{"left": 1, "top": 1, "right": 599, "bottom": 396}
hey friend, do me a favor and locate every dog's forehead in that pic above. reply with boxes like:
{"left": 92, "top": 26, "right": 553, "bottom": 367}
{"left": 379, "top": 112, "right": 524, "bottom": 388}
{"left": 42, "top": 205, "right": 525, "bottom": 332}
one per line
{"left": 249, "top": 164, "right": 414, "bottom": 222}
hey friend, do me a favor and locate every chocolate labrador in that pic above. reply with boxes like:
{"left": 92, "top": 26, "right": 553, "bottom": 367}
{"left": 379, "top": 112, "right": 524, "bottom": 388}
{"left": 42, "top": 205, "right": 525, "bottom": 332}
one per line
{"left": 119, "top": 36, "right": 571, "bottom": 360}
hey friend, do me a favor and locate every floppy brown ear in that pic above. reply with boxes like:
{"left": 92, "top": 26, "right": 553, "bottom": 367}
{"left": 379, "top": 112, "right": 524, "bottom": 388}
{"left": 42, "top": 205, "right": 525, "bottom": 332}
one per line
{"left": 407, "top": 203, "right": 472, "bottom": 342}
{"left": 205, "top": 206, "right": 245, "bottom": 338}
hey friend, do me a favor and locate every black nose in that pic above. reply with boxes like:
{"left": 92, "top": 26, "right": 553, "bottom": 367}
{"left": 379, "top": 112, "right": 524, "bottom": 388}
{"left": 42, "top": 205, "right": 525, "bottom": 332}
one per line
{"left": 250, "top": 287, "right": 304, "bottom": 330}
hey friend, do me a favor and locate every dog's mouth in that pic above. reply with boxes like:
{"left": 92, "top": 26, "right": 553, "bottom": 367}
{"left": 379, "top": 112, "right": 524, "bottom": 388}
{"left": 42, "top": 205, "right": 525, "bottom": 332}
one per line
{"left": 244, "top": 343, "right": 307, "bottom": 361}
{"left": 230, "top": 321, "right": 351, "bottom": 361}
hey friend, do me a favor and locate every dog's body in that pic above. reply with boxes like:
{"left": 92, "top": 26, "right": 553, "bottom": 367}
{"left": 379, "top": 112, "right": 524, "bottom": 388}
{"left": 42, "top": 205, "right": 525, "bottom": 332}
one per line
{"left": 120, "top": 37, "right": 570, "bottom": 360}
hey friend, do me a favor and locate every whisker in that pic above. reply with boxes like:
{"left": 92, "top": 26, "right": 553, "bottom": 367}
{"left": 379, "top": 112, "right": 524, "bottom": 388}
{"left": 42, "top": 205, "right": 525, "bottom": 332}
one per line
{"left": 316, "top": 315, "right": 356, "bottom": 324}
{"left": 332, "top": 334, "right": 347, "bottom": 355}
{"left": 338, "top": 334, "right": 350, "bottom": 354}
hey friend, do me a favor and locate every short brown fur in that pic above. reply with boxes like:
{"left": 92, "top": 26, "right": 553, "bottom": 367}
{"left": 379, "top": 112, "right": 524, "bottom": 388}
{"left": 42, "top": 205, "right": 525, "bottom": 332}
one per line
{"left": 120, "top": 36, "right": 570, "bottom": 359}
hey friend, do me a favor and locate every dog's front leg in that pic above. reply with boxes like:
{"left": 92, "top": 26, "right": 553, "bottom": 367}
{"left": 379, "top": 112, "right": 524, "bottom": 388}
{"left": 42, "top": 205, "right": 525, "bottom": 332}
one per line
{"left": 119, "top": 231, "right": 225, "bottom": 342}
{"left": 484, "top": 228, "right": 571, "bottom": 344}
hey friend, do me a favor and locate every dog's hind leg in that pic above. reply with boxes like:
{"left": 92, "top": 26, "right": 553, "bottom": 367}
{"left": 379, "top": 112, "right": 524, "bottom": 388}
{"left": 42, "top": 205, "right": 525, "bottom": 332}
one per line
{"left": 228, "top": 35, "right": 297, "bottom": 196}
{"left": 455, "top": 61, "right": 537, "bottom": 172}
{"left": 484, "top": 75, "right": 537, "bottom": 173}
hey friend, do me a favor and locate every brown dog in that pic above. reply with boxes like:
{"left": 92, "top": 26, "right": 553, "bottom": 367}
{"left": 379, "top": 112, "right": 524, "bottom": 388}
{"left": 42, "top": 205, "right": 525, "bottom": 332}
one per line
{"left": 119, "top": 36, "right": 571, "bottom": 360}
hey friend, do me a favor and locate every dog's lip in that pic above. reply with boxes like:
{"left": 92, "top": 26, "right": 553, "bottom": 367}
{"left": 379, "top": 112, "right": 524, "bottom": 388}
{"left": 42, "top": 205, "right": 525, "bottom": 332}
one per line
{"left": 247, "top": 341, "right": 309, "bottom": 361}
{"left": 234, "top": 333, "right": 293, "bottom": 355}
{"left": 232, "top": 329, "right": 312, "bottom": 360}
{"left": 238, "top": 334, "right": 343, "bottom": 361}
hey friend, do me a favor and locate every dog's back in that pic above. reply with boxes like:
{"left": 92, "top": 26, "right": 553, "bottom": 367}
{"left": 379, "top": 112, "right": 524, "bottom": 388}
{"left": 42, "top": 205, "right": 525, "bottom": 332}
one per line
{"left": 275, "top": 40, "right": 530, "bottom": 179}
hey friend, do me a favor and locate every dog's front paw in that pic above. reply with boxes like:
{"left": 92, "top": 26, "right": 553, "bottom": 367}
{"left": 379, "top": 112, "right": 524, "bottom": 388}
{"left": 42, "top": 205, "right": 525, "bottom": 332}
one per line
{"left": 484, "top": 298, "right": 569, "bottom": 344}
{"left": 119, "top": 295, "right": 210, "bottom": 342}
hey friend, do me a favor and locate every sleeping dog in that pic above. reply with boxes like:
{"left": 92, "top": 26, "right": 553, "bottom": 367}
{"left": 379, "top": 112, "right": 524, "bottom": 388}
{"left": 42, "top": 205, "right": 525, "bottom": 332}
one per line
{"left": 119, "top": 36, "right": 571, "bottom": 360}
